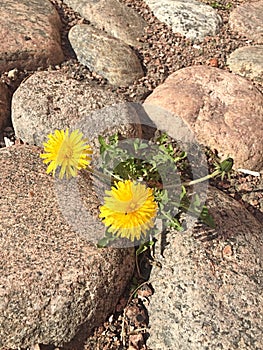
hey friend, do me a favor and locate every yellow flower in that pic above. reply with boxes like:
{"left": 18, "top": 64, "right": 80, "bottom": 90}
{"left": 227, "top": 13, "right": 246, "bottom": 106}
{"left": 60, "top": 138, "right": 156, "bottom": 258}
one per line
{"left": 40, "top": 129, "right": 92, "bottom": 179}
{"left": 99, "top": 180, "right": 158, "bottom": 241}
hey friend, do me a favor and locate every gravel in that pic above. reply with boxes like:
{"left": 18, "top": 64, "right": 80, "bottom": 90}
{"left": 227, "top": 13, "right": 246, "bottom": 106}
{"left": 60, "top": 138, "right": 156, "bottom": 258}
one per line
{"left": 0, "top": 0, "right": 262, "bottom": 349}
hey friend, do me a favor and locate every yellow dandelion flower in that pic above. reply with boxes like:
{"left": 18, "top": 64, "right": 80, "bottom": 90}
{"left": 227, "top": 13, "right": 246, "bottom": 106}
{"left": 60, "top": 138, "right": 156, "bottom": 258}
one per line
{"left": 40, "top": 128, "right": 92, "bottom": 179}
{"left": 99, "top": 180, "right": 158, "bottom": 241}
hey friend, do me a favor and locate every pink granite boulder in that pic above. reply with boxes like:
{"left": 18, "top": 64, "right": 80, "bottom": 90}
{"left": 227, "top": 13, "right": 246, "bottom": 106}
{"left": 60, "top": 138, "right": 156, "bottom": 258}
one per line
{"left": 229, "top": 1, "right": 263, "bottom": 43}
{"left": 0, "top": 145, "right": 135, "bottom": 348}
{"left": 144, "top": 65, "right": 263, "bottom": 171}
{"left": 0, "top": 0, "right": 64, "bottom": 73}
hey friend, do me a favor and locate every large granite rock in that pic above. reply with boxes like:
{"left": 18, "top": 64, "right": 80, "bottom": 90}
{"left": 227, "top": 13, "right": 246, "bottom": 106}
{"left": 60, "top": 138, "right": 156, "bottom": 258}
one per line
{"left": 229, "top": 1, "right": 263, "bottom": 43}
{"left": 11, "top": 71, "right": 142, "bottom": 148}
{"left": 144, "top": 0, "right": 222, "bottom": 41}
{"left": 64, "top": 0, "right": 146, "bottom": 47}
{"left": 227, "top": 45, "right": 263, "bottom": 82}
{"left": 68, "top": 24, "right": 144, "bottom": 86}
{"left": 144, "top": 65, "right": 263, "bottom": 171}
{"left": 0, "top": 145, "right": 135, "bottom": 349}
{"left": 0, "top": 0, "right": 64, "bottom": 73}
{"left": 147, "top": 186, "right": 263, "bottom": 349}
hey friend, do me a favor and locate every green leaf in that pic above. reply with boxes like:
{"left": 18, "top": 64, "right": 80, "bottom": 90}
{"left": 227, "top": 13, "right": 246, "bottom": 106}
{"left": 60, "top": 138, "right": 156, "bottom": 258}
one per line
{"left": 180, "top": 185, "right": 187, "bottom": 200}
{"left": 220, "top": 157, "right": 234, "bottom": 173}
{"left": 109, "top": 133, "right": 119, "bottom": 144}
{"left": 174, "top": 151, "right": 187, "bottom": 163}
{"left": 136, "top": 240, "right": 154, "bottom": 256}
{"left": 199, "top": 206, "right": 216, "bottom": 228}
{"left": 193, "top": 193, "right": 201, "bottom": 208}
{"left": 156, "top": 132, "right": 169, "bottom": 144}
{"left": 97, "top": 237, "right": 110, "bottom": 248}
{"left": 98, "top": 135, "right": 108, "bottom": 154}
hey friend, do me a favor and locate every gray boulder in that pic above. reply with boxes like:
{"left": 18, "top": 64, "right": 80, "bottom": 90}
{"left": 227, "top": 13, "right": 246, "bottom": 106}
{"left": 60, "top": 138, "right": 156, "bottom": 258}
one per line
{"left": 64, "top": 0, "right": 146, "bottom": 47}
{"left": 11, "top": 71, "right": 142, "bottom": 147}
{"left": 144, "top": 0, "right": 222, "bottom": 41}
{"left": 147, "top": 186, "right": 263, "bottom": 349}
{"left": 227, "top": 45, "right": 263, "bottom": 82}
{"left": 68, "top": 24, "right": 144, "bottom": 86}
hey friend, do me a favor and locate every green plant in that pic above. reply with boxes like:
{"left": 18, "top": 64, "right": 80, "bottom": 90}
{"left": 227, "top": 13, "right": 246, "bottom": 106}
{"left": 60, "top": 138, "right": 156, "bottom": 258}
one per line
{"left": 97, "top": 132, "right": 233, "bottom": 252}
{"left": 40, "top": 128, "right": 234, "bottom": 262}
{"left": 209, "top": 1, "right": 232, "bottom": 10}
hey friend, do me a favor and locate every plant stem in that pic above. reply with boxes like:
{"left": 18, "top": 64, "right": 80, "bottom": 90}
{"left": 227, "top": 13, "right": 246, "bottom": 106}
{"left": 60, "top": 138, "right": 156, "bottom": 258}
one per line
{"left": 160, "top": 209, "right": 179, "bottom": 225}
{"left": 183, "top": 169, "right": 221, "bottom": 186}
{"left": 86, "top": 166, "right": 123, "bottom": 183}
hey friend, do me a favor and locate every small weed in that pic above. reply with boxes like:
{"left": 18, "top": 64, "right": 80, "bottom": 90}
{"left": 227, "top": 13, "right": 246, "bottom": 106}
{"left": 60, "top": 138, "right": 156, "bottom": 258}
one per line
{"left": 209, "top": 1, "right": 232, "bottom": 10}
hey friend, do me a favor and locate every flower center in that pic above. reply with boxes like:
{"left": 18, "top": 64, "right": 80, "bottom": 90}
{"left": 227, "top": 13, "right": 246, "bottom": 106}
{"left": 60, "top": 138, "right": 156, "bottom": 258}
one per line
{"left": 58, "top": 141, "right": 73, "bottom": 162}
{"left": 125, "top": 201, "right": 139, "bottom": 214}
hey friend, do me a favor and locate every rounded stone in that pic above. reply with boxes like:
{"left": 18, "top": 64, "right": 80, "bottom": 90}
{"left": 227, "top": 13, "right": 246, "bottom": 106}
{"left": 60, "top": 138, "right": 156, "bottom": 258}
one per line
{"left": 68, "top": 24, "right": 144, "bottom": 87}
{"left": 0, "top": 145, "right": 135, "bottom": 349}
{"left": 144, "top": 65, "right": 263, "bottom": 171}
{"left": 229, "top": 1, "right": 263, "bottom": 43}
{"left": 64, "top": 0, "right": 146, "bottom": 47}
{"left": 227, "top": 45, "right": 263, "bottom": 82}
{"left": 0, "top": 0, "right": 64, "bottom": 73}
{"left": 11, "top": 71, "right": 142, "bottom": 147}
{"left": 144, "top": 0, "right": 222, "bottom": 41}
{"left": 147, "top": 186, "right": 263, "bottom": 349}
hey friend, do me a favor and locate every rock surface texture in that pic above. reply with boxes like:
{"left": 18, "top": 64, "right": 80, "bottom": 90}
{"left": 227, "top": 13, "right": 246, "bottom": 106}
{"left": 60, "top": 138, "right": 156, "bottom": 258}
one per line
{"left": 144, "top": 0, "right": 222, "bottom": 40}
{"left": 227, "top": 45, "right": 263, "bottom": 82}
{"left": 0, "top": 0, "right": 64, "bottom": 73}
{"left": 64, "top": 0, "right": 146, "bottom": 47}
{"left": 0, "top": 145, "right": 135, "bottom": 349}
{"left": 68, "top": 24, "right": 144, "bottom": 86}
{"left": 147, "top": 186, "right": 263, "bottom": 350}
{"left": 11, "top": 71, "right": 142, "bottom": 147}
{"left": 229, "top": 1, "right": 263, "bottom": 43}
{"left": 144, "top": 65, "right": 263, "bottom": 171}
